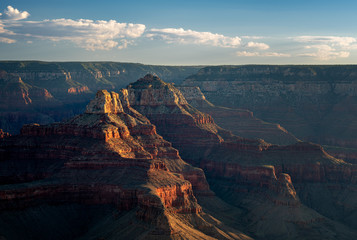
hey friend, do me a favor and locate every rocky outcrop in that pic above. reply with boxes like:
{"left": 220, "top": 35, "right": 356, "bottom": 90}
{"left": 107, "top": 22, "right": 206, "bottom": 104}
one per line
{"left": 0, "top": 129, "right": 10, "bottom": 139}
{"left": 128, "top": 75, "right": 347, "bottom": 182}
{"left": 324, "top": 145, "right": 357, "bottom": 164}
{"left": 1, "top": 89, "right": 250, "bottom": 240}
{"left": 67, "top": 86, "right": 90, "bottom": 94}
{"left": 85, "top": 90, "right": 124, "bottom": 114}
{"left": 127, "top": 75, "right": 357, "bottom": 239}
{"left": 0, "top": 61, "right": 202, "bottom": 135}
{"left": 0, "top": 73, "right": 60, "bottom": 110}
{"left": 128, "top": 75, "right": 238, "bottom": 152}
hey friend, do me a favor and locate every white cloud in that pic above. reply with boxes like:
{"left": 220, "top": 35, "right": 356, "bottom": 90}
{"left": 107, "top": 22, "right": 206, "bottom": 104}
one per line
{"left": 0, "top": 6, "right": 145, "bottom": 50}
{"left": 298, "top": 44, "right": 349, "bottom": 60}
{"left": 1, "top": 17, "right": 146, "bottom": 50}
{"left": 343, "top": 44, "right": 357, "bottom": 50}
{"left": 236, "top": 51, "right": 260, "bottom": 57}
{"left": 236, "top": 51, "right": 290, "bottom": 57}
{"left": 83, "top": 39, "right": 118, "bottom": 51}
{"left": 1, "top": 6, "right": 30, "bottom": 20}
{"left": 0, "top": 22, "right": 4, "bottom": 34}
{"left": 292, "top": 36, "right": 356, "bottom": 60}
{"left": 293, "top": 36, "right": 356, "bottom": 47}
{"left": 246, "top": 41, "right": 269, "bottom": 50}
{"left": 117, "top": 39, "right": 134, "bottom": 50}
{"left": 147, "top": 28, "right": 241, "bottom": 48}
{"left": 0, "top": 36, "right": 16, "bottom": 43}
{"left": 241, "top": 36, "right": 265, "bottom": 40}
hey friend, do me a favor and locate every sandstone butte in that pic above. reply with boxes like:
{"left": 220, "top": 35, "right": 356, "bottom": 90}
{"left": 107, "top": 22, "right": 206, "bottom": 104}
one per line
{"left": 0, "top": 89, "right": 252, "bottom": 240}
{"left": 0, "top": 62, "right": 201, "bottom": 136}
{"left": 126, "top": 74, "right": 357, "bottom": 240}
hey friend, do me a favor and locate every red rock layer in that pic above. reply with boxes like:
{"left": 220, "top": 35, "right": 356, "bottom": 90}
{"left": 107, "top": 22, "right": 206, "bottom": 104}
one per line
{"left": 20, "top": 122, "right": 119, "bottom": 141}
{"left": 127, "top": 75, "right": 241, "bottom": 151}
{"left": 326, "top": 147, "right": 357, "bottom": 164}
{"left": 0, "top": 73, "right": 60, "bottom": 110}
{"left": 67, "top": 86, "right": 90, "bottom": 94}
{"left": 0, "top": 129, "right": 10, "bottom": 139}
{"left": 156, "top": 182, "right": 202, "bottom": 214}
{"left": 127, "top": 75, "right": 357, "bottom": 236}
{"left": 0, "top": 89, "right": 211, "bottom": 230}
{"left": 178, "top": 86, "right": 299, "bottom": 145}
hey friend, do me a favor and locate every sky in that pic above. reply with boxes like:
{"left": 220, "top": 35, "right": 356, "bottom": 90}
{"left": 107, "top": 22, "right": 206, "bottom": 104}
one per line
{"left": 1, "top": 0, "right": 357, "bottom": 65}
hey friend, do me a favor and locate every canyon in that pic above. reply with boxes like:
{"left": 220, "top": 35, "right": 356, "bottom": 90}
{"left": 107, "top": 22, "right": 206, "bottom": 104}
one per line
{"left": 126, "top": 75, "right": 357, "bottom": 239}
{"left": 0, "top": 61, "right": 201, "bottom": 134}
{"left": 182, "top": 65, "right": 357, "bottom": 162}
{"left": 1, "top": 62, "right": 357, "bottom": 239}
{"left": 0, "top": 88, "right": 251, "bottom": 240}
{"left": 177, "top": 86, "right": 299, "bottom": 145}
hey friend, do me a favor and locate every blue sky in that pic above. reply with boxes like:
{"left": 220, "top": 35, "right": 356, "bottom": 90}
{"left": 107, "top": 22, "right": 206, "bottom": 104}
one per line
{"left": 1, "top": 0, "right": 357, "bottom": 65}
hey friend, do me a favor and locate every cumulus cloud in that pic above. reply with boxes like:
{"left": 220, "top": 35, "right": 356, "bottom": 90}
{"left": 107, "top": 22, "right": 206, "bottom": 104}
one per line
{"left": 0, "top": 36, "right": 16, "bottom": 43}
{"left": 18, "top": 18, "right": 146, "bottom": 41}
{"left": 236, "top": 51, "right": 290, "bottom": 57}
{"left": 298, "top": 44, "right": 349, "bottom": 60}
{"left": 0, "top": 22, "right": 5, "bottom": 34}
{"left": 146, "top": 28, "right": 241, "bottom": 48}
{"left": 83, "top": 39, "right": 118, "bottom": 51}
{"left": 292, "top": 36, "right": 355, "bottom": 60}
{"left": 0, "top": 7, "right": 146, "bottom": 50}
{"left": 246, "top": 41, "right": 270, "bottom": 50}
{"left": 2, "top": 6, "right": 354, "bottom": 61}
{"left": 1, "top": 6, "right": 30, "bottom": 20}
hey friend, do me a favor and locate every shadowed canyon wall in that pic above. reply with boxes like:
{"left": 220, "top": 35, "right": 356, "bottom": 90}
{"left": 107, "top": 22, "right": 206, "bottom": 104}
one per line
{"left": 0, "top": 61, "right": 201, "bottom": 134}
{"left": 182, "top": 65, "right": 357, "bottom": 147}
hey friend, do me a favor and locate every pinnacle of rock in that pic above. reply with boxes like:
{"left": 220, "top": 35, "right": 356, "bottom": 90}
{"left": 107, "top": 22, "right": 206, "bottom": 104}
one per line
{"left": 85, "top": 90, "right": 124, "bottom": 114}
{"left": 128, "top": 74, "right": 167, "bottom": 89}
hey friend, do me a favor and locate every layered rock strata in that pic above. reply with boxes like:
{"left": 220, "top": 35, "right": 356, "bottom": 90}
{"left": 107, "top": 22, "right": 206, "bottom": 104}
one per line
{"left": 127, "top": 75, "right": 357, "bottom": 239}
{"left": 182, "top": 65, "right": 357, "bottom": 149}
{"left": 0, "top": 61, "right": 202, "bottom": 135}
{"left": 127, "top": 75, "right": 238, "bottom": 150}
{"left": 0, "top": 89, "right": 249, "bottom": 240}
{"left": 178, "top": 86, "right": 299, "bottom": 145}
{"left": 0, "top": 72, "right": 61, "bottom": 110}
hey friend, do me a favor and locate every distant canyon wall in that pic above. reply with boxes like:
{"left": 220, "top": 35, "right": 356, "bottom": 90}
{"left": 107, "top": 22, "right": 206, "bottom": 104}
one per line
{"left": 0, "top": 61, "right": 201, "bottom": 133}
{"left": 182, "top": 65, "right": 357, "bottom": 149}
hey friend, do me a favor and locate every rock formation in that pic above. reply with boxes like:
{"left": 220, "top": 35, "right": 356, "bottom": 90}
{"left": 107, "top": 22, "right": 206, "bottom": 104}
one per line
{"left": 324, "top": 145, "right": 357, "bottom": 164}
{"left": 0, "top": 129, "right": 10, "bottom": 139}
{"left": 0, "top": 89, "right": 252, "bottom": 240}
{"left": 127, "top": 74, "right": 357, "bottom": 239}
{"left": 0, "top": 71, "right": 64, "bottom": 133}
{"left": 0, "top": 72, "right": 61, "bottom": 110}
{"left": 0, "top": 61, "right": 202, "bottom": 135}
{"left": 181, "top": 65, "right": 357, "bottom": 159}
{"left": 2, "top": 72, "right": 357, "bottom": 239}
{"left": 178, "top": 86, "right": 299, "bottom": 145}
